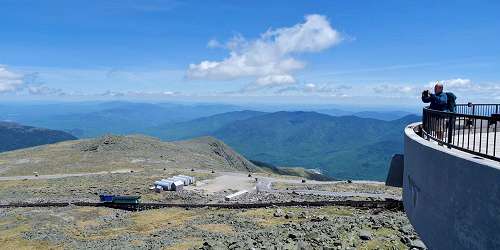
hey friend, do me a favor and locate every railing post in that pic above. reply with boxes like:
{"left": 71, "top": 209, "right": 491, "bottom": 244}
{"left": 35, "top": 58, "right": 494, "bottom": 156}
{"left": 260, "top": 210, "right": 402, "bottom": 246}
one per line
{"left": 447, "top": 113, "right": 453, "bottom": 148}
{"left": 422, "top": 108, "right": 430, "bottom": 140}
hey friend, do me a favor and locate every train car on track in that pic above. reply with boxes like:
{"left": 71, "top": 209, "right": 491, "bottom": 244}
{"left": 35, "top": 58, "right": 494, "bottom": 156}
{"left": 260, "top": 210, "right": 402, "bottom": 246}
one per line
{"left": 99, "top": 194, "right": 141, "bottom": 204}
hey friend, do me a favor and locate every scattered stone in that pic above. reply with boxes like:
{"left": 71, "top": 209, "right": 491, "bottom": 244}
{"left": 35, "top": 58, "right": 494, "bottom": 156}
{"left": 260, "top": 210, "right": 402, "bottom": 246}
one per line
{"left": 400, "top": 236, "right": 411, "bottom": 244}
{"left": 274, "top": 209, "right": 284, "bottom": 217}
{"left": 202, "top": 241, "right": 213, "bottom": 250}
{"left": 359, "top": 230, "right": 372, "bottom": 240}
{"left": 311, "top": 215, "right": 327, "bottom": 222}
{"left": 285, "top": 212, "right": 294, "bottom": 219}
{"left": 410, "top": 239, "right": 427, "bottom": 249}
{"left": 400, "top": 224, "right": 413, "bottom": 235}
{"left": 296, "top": 240, "right": 308, "bottom": 249}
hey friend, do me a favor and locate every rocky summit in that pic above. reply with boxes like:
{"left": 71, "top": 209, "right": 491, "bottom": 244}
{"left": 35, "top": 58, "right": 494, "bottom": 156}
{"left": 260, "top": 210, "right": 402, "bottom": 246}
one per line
{"left": 0, "top": 134, "right": 421, "bottom": 249}
{"left": 0, "top": 134, "right": 258, "bottom": 176}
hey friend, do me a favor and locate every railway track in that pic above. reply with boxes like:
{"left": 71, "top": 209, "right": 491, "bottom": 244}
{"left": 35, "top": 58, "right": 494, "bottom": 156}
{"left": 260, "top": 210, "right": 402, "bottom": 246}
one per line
{"left": 0, "top": 199, "right": 403, "bottom": 212}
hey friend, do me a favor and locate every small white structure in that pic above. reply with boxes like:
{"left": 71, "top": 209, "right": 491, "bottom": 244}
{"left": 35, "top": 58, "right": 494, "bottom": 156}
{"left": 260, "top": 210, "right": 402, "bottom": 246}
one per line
{"left": 152, "top": 175, "right": 194, "bottom": 192}
{"left": 154, "top": 180, "right": 173, "bottom": 191}
{"left": 171, "top": 180, "right": 184, "bottom": 191}
{"left": 161, "top": 179, "right": 175, "bottom": 187}
{"left": 177, "top": 175, "right": 196, "bottom": 184}
{"left": 225, "top": 190, "right": 249, "bottom": 201}
{"left": 172, "top": 176, "right": 190, "bottom": 186}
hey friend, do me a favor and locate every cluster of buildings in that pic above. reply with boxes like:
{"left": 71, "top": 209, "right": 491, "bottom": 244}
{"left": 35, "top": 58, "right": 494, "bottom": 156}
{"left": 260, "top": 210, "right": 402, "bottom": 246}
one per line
{"left": 152, "top": 175, "right": 195, "bottom": 192}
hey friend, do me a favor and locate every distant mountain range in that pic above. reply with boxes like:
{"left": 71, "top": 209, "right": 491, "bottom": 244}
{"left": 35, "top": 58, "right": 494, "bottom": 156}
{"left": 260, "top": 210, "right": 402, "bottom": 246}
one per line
{"left": 0, "top": 122, "right": 77, "bottom": 153}
{"left": 0, "top": 101, "right": 420, "bottom": 180}
{"left": 351, "top": 110, "right": 415, "bottom": 121}
{"left": 213, "top": 112, "right": 420, "bottom": 180}
{"left": 0, "top": 102, "right": 242, "bottom": 138}
{"left": 316, "top": 109, "right": 414, "bottom": 121}
{"left": 149, "top": 110, "right": 420, "bottom": 180}
{"left": 148, "top": 110, "right": 267, "bottom": 141}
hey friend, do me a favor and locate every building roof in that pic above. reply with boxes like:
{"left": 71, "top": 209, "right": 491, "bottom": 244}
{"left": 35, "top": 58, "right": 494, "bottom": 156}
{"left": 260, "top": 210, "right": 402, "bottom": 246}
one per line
{"left": 172, "top": 180, "right": 184, "bottom": 186}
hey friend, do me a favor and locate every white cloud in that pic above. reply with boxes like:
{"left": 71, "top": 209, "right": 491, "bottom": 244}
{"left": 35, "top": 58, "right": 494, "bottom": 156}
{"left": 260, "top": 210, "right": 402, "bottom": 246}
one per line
{"left": 0, "top": 68, "right": 70, "bottom": 96}
{"left": 274, "top": 83, "right": 351, "bottom": 96}
{"left": 162, "top": 91, "right": 176, "bottom": 96}
{"left": 428, "top": 78, "right": 473, "bottom": 89}
{"left": 255, "top": 74, "right": 296, "bottom": 86}
{"left": 27, "top": 85, "right": 65, "bottom": 96}
{"left": 0, "top": 66, "right": 24, "bottom": 93}
{"left": 304, "top": 83, "right": 316, "bottom": 92}
{"left": 302, "top": 83, "right": 339, "bottom": 94}
{"left": 100, "top": 90, "right": 125, "bottom": 97}
{"left": 207, "top": 39, "right": 223, "bottom": 49}
{"left": 373, "top": 84, "right": 418, "bottom": 96}
{"left": 187, "top": 14, "right": 342, "bottom": 88}
{"left": 434, "top": 78, "right": 500, "bottom": 101}
{"left": 368, "top": 78, "right": 500, "bottom": 101}
{"left": 442, "top": 78, "right": 472, "bottom": 88}
{"left": 101, "top": 90, "right": 181, "bottom": 97}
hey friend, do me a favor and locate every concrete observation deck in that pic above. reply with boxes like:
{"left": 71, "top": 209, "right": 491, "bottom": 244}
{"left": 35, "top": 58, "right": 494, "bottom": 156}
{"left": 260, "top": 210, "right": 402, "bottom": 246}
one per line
{"left": 403, "top": 122, "right": 500, "bottom": 250}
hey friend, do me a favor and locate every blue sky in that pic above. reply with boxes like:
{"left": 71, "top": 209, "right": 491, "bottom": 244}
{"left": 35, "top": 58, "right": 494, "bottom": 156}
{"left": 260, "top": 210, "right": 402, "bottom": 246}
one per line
{"left": 0, "top": 0, "right": 499, "bottom": 105}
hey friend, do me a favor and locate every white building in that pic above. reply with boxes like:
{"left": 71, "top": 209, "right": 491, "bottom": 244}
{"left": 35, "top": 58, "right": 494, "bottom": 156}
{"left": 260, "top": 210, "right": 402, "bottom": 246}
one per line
{"left": 172, "top": 176, "right": 190, "bottom": 186}
{"left": 171, "top": 180, "right": 184, "bottom": 191}
{"left": 154, "top": 180, "right": 173, "bottom": 191}
{"left": 177, "top": 175, "right": 196, "bottom": 184}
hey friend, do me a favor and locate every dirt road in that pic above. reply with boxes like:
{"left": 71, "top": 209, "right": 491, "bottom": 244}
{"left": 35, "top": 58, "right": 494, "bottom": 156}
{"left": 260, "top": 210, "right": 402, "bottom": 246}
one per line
{"left": 0, "top": 169, "right": 135, "bottom": 181}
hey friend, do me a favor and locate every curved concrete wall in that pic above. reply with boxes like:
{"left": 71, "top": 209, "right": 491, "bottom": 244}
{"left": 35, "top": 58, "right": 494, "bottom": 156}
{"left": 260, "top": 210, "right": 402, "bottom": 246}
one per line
{"left": 404, "top": 123, "right": 500, "bottom": 250}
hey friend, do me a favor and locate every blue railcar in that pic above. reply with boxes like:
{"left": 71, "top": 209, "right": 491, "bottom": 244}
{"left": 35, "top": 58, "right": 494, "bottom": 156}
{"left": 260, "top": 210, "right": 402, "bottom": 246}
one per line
{"left": 99, "top": 194, "right": 141, "bottom": 204}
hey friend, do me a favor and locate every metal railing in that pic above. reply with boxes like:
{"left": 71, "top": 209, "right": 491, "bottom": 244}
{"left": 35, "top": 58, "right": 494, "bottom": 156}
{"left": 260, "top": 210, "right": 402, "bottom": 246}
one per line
{"left": 455, "top": 103, "right": 500, "bottom": 116}
{"left": 422, "top": 103, "right": 500, "bottom": 161}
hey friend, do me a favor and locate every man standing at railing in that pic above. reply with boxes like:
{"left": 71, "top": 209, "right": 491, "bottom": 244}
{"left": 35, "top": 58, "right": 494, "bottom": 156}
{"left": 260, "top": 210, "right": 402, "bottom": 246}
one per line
{"left": 421, "top": 82, "right": 449, "bottom": 112}
{"left": 422, "top": 82, "right": 449, "bottom": 141}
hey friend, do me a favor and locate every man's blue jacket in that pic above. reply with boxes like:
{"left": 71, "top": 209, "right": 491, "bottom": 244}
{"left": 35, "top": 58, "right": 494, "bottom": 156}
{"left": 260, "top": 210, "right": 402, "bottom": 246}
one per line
{"left": 422, "top": 92, "right": 449, "bottom": 111}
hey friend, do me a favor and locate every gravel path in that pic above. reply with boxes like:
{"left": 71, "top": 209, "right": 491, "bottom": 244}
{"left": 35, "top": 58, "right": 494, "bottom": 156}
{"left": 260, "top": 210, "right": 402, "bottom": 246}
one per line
{"left": 0, "top": 169, "right": 135, "bottom": 181}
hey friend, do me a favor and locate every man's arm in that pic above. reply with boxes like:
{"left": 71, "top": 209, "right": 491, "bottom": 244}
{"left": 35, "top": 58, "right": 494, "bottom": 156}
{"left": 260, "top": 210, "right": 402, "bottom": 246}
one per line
{"left": 422, "top": 93, "right": 433, "bottom": 103}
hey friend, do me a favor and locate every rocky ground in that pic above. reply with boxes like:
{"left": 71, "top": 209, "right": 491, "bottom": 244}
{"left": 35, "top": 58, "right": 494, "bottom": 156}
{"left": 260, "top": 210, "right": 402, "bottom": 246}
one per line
{"left": 0, "top": 135, "right": 424, "bottom": 249}
{"left": 0, "top": 204, "right": 425, "bottom": 250}
{"left": 0, "top": 167, "right": 425, "bottom": 249}
{"left": 272, "top": 182, "right": 402, "bottom": 198}
{"left": 0, "top": 169, "right": 392, "bottom": 205}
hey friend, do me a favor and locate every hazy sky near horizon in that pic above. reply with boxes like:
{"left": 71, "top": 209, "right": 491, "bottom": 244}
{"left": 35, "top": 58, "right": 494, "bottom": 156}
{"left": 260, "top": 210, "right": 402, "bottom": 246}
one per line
{"left": 0, "top": 0, "right": 499, "bottom": 105}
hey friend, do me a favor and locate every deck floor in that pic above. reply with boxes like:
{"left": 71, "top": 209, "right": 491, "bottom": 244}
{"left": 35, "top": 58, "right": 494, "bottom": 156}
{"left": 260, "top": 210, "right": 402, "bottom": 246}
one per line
{"left": 451, "top": 131, "right": 499, "bottom": 158}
